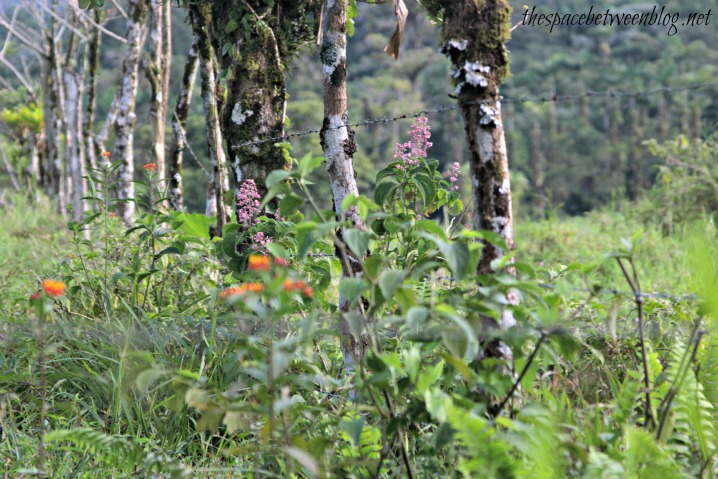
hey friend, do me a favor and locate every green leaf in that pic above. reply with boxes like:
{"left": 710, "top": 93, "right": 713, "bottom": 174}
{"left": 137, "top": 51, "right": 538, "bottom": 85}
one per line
{"left": 407, "top": 306, "right": 430, "bottom": 328}
{"left": 154, "top": 246, "right": 182, "bottom": 260}
{"left": 379, "top": 270, "right": 406, "bottom": 301}
{"left": 222, "top": 231, "right": 243, "bottom": 259}
{"left": 225, "top": 20, "right": 238, "bottom": 33}
{"left": 279, "top": 193, "right": 304, "bottom": 217}
{"left": 266, "top": 170, "right": 291, "bottom": 189}
{"left": 175, "top": 213, "right": 212, "bottom": 239}
{"left": 343, "top": 229, "right": 369, "bottom": 258}
{"left": 340, "top": 418, "right": 365, "bottom": 446}
{"left": 298, "top": 154, "right": 325, "bottom": 179}
{"left": 266, "top": 243, "right": 289, "bottom": 259}
{"left": 413, "top": 173, "right": 436, "bottom": 205}
{"left": 135, "top": 368, "right": 167, "bottom": 397}
{"left": 285, "top": 447, "right": 319, "bottom": 476}
{"left": 339, "top": 277, "right": 366, "bottom": 305}
{"left": 374, "top": 180, "right": 399, "bottom": 206}
{"left": 440, "top": 241, "right": 470, "bottom": 280}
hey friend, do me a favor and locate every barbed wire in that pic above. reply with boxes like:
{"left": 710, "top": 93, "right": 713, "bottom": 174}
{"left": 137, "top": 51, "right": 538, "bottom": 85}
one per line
{"left": 229, "top": 81, "right": 718, "bottom": 150}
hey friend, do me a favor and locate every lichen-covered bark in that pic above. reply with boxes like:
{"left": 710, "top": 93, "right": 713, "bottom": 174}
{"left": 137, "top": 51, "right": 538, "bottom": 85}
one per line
{"left": 147, "top": 0, "right": 171, "bottom": 185}
{"left": 210, "top": 0, "right": 318, "bottom": 204}
{"left": 115, "top": 0, "right": 148, "bottom": 223}
{"left": 441, "top": 0, "right": 516, "bottom": 364}
{"left": 190, "top": 4, "right": 230, "bottom": 230}
{"left": 319, "top": 0, "right": 367, "bottom": 366}
{"left": 168, "top": 41, "right": 199, "bottom": 211}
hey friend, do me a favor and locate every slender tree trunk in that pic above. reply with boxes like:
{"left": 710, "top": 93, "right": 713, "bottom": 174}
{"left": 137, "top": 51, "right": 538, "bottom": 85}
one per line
{"left": 189, "top": 4, "right": 230, "bottom": 229}
{"left": 319, "top": 0, "right": 367, "bottom": 366}
{"left": 114, "top": 0, "right": 148, "bottom": 223}
{"left": 40, "top": 55, "right": 60, "bottom": 201}
{"left": 168, "top": 40, "right": 199, "bottom": 211}
{"left": 147, "top": 0, "right": 171, "bottom": 187}
{"left": 441, "top": 0, "right": 516, "bottom": 363}
{"left": 83, "top": 10, "right": 101, "bottom": 173}
{"left": 65, "top": 71, "right": 86, "bottom": 221}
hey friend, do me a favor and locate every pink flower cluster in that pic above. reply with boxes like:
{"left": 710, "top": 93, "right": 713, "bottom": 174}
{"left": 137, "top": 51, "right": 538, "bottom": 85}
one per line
{"left": 394, "top": 116, "right": 433, "bottom": 170}
{"left": 252, "top": 231, "right": 271, "bottom": 254}
{"left": 236, "top": 179, "right": 261, "bottom": 226}
{"left": 445, "top": 162, "right": 461, "bottom": 191}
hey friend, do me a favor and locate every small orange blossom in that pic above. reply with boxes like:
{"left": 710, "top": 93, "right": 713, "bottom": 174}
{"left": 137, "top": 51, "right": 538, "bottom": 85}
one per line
{"left": 143, "top": 163, "right": 157, "bottom": 172}
{"left": 102, "top": 151, "right": 111, "bottom": 157}
{"left": 220, "top": 283, "right": 264, "bottom": 300}
{"left": 42, "top": 279, "right": 65, "bottom": 297}
{"left": 248, "top": 254, "right": 271, "bottom": 271}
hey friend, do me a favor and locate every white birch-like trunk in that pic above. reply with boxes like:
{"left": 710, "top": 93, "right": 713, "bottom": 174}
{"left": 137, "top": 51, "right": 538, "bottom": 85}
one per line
{"left": 147, "top": 0, "right": 171, "bottom": 186}
{"left": 168, "top": 41, "right": 199, "bottom": 211}
{"left": 114, "top": 0, "right": 148, "bottom": 223}
{"left": 320, "top": 0, "right": 366, "bottom": 366}
{"left": 64, "top": 71, "right": 87, "bottom": 221}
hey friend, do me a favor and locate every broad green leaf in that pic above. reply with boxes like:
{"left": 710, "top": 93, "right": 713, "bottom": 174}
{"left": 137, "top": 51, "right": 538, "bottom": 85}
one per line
{"left": 175, "top": 213, "right": 212, "bottom": 239}
{"left": 379, "top": 270, "right": 406, "bottom": 301}
{"left": 279, "top": 193, "right": 304, "bottom": 217}
{"left": 339, "top": 277, "right": 366, "bottom": 305}
{"left": 340, "top": 418, "right": 365, "bottom": 446}
{"left": 343, "top": 229, "right": 369, "bottom": 258}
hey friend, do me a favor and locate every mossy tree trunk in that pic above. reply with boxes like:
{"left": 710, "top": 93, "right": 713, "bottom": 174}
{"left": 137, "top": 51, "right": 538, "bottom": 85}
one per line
{"left": 168, "top": 41, "right": 199, "bottom": 211}
{"left": 209, "top": 0, "right": 318, "bottom": 210}
{"left": 440, "top": 0, "right": 516, "bottom": 361}
{"left": 319, "top": 0, "right": 367, "bottom": 368}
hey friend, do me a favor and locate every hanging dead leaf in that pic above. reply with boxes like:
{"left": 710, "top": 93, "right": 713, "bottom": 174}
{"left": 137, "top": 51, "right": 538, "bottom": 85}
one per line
{"left": 384, "top": 0, "right": 408, "bottom": 60}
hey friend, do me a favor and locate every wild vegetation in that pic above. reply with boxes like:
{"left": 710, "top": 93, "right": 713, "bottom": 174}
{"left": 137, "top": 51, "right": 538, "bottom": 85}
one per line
{"left": 1, "top": 0, "right": 718, "bottom": 478}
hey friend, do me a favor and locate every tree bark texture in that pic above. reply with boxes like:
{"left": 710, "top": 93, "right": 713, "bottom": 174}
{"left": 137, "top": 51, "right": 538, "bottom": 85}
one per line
{"left": 319, "top": 0, "right": 367, "bottom": 366}
{"left": 64, "top": 71, "right": 87, "bottom": 221}
{"left": 189, "top": 4, "right": 230, "bottom": 229}
{"left": 168, "top": 40, "right": 199, "bottom": 211}
{"left": 114, "top": 0, "right": 148, "bottom": 223}
{"left": 442, "top": 0, "right": 514, "bottom": 279}
{"left": 147, "top": 0, "right": 171, "bottom": 185}
{"left": 83, "top": 10, "right": 101, "bottom": 173}
{"left": 210, "top": 1, "right": 317, "bottom": 206}
{"left": 441, "top": 0, "right": 517, "bottom": 366}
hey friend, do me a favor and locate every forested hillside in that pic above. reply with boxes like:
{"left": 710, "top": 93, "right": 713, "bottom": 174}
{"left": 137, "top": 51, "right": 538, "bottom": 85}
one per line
{"left": 3, "top": 0, "right": 715, "bottom": 215}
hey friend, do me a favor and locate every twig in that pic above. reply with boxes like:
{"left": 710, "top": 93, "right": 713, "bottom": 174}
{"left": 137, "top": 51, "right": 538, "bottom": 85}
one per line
{"left": 493, "top": 331, "right": 546, "bottom": 417}
{"left": 616, "top": 257, "right": 655, "bottom": 429}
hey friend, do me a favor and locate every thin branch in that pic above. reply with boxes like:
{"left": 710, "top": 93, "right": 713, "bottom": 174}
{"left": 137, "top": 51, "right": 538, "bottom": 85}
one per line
{"left": 68, "top": 0, "right": 128, "bottom": 44}
{"left": 109, "top": 0, "right": 129, "bottom": 19}
{"left": 616, "top": 257, "right": 655, "bottom": 429}
{"left": 37, "top": 0, "right": 88, "bottom": 42}
{"left": 493, "top": 332, "right": 546, "bottom": 417}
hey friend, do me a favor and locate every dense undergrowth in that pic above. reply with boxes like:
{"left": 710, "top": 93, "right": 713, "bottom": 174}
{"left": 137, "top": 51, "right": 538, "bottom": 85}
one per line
{"left": 1, "top": 131, "right": 718, "bottom": 478}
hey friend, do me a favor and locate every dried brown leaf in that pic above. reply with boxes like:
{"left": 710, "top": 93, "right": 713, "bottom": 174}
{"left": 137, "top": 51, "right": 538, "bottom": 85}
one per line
{"left": 384, "top": 0, "right": 408, "bottom": 60}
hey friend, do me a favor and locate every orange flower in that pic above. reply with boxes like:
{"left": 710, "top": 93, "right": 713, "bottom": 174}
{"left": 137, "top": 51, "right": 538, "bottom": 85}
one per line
{"left": 143, "top": 163, "right": 157, "bottom": 172}
{"left": 220, "top": 283, "right": 264, "bottom": 300}
{"left": 102, "top": 151, "right": 111, "bottom": 157}
{"left": 248, "top": 254, "right": 271, "bottom": 271}
{"left": 109, "top": 212, "right": 117, "bottom": 217}
{"left": 283, "top": 279, "right": 311, "bottom": 294}
{"left": 42, "top": 279, "right": 65, "bottom": 297}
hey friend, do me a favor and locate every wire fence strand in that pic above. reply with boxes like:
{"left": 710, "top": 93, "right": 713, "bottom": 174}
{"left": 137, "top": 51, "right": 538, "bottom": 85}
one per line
{"left": 228, "top": 81, "right": 718, "bottom": 150}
